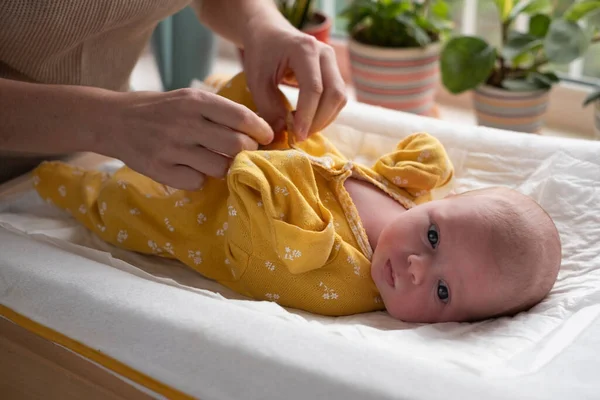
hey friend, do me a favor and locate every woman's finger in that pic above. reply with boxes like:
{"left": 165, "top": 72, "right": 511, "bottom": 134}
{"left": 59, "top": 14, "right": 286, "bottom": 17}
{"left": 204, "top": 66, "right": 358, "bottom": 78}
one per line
{"left": 247, "top": 65, "right": 292, "bottom": 136}
{"left": 191, "top": 120, "right": 259, "bottom": 157}
{"left": 308, "top": 48, "right": 348, "bottom": 134}
{"left": 177, "top": 145, "right": 232, "bottom": 180}
{"left": 290, "top": 36, "right": 324, "bottom": 141}
{"left": 195, "top": 91, "right": 274, "bottom": 145}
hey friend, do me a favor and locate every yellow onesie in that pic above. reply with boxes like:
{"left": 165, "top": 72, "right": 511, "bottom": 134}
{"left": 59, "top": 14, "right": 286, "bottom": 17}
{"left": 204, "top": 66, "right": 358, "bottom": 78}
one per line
{"left": 32, "top": 72, "right": 453, "bottom": 316}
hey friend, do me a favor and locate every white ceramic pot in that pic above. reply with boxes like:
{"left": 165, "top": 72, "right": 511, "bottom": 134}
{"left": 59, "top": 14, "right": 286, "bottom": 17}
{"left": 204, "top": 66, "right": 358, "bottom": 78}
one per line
{"left": 347, "top": 39, "right": 441, "bottom": 116}
{"left": 472, "top": 84, "right": 550, "bottom": 134}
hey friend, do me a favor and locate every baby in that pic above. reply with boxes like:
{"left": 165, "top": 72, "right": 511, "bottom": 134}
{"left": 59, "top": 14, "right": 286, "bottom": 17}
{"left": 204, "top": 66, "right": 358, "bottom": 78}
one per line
{"left": 31, "top": 73, "right": 561, "bottom": 323}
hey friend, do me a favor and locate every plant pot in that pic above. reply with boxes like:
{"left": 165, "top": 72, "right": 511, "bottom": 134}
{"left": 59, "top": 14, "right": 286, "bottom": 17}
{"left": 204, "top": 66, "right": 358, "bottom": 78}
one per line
{"left": 347, "top": 38, "right": 441, "bottom": 116}
{"left": 152, "top": 6, "right": 216, "bottom": 91}
{"left": 594, "top": 100, "right": 600, "bottom": 139}
{"left": 472, "top": 85, "right": 550, "bottom": 134}
{"left": 299, "top": 10, "right": 332, "bottom": 43}
{"left": 237, "top": 11, "right": 332, "bottom": 63}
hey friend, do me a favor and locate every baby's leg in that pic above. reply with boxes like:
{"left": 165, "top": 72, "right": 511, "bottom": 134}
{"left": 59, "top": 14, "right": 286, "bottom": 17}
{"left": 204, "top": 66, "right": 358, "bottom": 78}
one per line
{"left": 33, "top": 161, "right": 114, "bottom": 238}
{"left": 32, "top": 161, "right": 230, "bottom": 265}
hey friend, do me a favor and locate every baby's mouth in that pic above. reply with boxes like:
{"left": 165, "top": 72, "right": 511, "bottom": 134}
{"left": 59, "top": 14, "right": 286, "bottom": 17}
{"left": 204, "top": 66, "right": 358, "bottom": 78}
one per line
{"left": 384, "top": 259, "right": 395, "bottom": 288}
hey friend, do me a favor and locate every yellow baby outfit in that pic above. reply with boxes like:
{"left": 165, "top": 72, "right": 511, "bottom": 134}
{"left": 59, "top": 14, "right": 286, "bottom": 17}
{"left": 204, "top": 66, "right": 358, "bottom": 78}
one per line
{"left": 32, "top": 72, "right": 453, "bottom": 316}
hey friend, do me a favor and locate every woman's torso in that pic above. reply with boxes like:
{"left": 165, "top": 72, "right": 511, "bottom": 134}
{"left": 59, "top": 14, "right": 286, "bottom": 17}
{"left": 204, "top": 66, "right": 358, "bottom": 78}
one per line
{"left": 0, "top": 0, "right": 192, "bottom": 184}
{"left": 0, "top": 0, "right": 191, "bottom": 90}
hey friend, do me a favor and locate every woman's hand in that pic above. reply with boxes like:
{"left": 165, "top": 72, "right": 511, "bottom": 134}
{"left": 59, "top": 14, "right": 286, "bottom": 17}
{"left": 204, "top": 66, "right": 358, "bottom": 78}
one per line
{"left": 241, "top": 24, "right": 348, "bottom": 142}
{"left": 102, "top": 88, "right": 274, "bottom": 190}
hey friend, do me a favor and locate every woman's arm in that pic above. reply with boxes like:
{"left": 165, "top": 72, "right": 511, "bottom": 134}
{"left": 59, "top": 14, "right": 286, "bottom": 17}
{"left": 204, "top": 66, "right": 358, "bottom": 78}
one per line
{"left": 195, "top": 0, "right": 347, "bottom": 142}
{"left": 0, "top": 77, "right": 110, "bottom": 155}
{"left": 0, "top": 76, "right": 273, "bottom": 190}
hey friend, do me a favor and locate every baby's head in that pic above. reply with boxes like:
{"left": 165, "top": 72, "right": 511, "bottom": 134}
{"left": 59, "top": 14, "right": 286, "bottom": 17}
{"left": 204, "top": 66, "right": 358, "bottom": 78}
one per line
{"left": 371, "top": 186, "right": 561, "bottom": 323}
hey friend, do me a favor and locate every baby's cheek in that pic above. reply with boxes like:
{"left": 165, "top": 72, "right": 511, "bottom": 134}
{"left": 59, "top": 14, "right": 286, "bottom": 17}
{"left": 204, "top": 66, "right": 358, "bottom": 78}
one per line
{"left": 384, "top": 289, "right": 436, "bottom": 323}
{"left": 382, "top": 292, "right": 406, "bottom": 320}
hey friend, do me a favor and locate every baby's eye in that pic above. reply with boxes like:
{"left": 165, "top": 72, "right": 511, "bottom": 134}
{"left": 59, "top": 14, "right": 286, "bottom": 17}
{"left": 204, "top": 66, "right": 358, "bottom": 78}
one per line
{"left": 427, "top": 224, "right": 439, "bottom": 249}
{"left": 437, "top": 281, "right": 449, "bottom": 303}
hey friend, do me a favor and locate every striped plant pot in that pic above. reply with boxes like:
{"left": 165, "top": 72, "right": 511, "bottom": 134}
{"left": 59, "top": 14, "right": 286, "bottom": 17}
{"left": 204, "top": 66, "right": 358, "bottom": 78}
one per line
{"left": 594, "top": 100, "right": 600, "bottom": 139}
{"left": 472, "top": 85, "right": 550, "bottom": 134}
{"left": 348, "top": 39, "right": 441, "bottom": 116}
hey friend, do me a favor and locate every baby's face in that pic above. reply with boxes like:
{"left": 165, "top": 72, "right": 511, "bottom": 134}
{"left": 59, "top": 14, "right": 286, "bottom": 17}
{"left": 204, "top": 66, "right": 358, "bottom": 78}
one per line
{"left": 371, "top": 195, "right": 505, "bottom": 323}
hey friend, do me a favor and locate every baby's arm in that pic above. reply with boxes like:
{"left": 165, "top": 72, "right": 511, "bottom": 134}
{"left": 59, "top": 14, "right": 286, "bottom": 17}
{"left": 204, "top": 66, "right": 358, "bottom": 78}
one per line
{"left": 374, "top": 132, "right": 454, "bottom": 203}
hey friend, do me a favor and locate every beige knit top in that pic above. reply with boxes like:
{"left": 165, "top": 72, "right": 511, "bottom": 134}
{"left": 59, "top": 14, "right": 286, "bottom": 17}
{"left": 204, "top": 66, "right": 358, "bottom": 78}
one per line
{"left": 0, "top": 0, "right": 200, "bottom": 91}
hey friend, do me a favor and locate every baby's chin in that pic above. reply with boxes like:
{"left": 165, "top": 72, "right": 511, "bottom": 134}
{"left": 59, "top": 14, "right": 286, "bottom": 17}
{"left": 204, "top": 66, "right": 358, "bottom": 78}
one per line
{"left": 370, "top": 248, "right": 383, "bottom": 282}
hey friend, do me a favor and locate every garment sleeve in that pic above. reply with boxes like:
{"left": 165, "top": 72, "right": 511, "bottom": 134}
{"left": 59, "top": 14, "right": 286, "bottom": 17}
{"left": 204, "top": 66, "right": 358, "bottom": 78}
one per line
{"left": 224, "top": 151, "right": 338, "bottom": 276}
{"left": 373, "top": 132, "right": 454, "bottom": 203}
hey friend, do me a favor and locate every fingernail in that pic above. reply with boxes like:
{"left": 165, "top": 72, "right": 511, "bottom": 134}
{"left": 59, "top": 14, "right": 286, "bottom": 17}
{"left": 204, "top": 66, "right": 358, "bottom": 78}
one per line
{"left": 296, "top": 124, "right": 307, "bottom": 141}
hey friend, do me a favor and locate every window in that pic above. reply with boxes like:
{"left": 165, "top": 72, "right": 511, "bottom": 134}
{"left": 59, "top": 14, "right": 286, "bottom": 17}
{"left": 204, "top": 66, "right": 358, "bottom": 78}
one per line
{"left": 316, "top": 0, "right": 600, "bottom": 84}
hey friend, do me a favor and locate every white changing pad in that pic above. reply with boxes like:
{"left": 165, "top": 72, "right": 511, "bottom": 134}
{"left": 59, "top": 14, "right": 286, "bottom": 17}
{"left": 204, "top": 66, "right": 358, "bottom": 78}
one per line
{"left": 1, "top": 89, "right": 600, "bottom": 400}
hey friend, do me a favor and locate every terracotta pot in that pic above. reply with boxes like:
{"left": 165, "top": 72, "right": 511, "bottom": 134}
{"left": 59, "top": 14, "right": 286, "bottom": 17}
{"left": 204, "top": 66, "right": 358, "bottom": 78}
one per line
{"left": 300, "top": 10, "right": 331, "bottom": 43}
{"left": 472, "top": 85, "right": 550, "bottom": 134}
{"left": 347, "top": 38, "right": 441, "bottom": 116}
{"left": 594, "top": 100, "right": 600, "bottom": 139}
{"left": 237, "top": 11, "right": 332, "bottom": 62}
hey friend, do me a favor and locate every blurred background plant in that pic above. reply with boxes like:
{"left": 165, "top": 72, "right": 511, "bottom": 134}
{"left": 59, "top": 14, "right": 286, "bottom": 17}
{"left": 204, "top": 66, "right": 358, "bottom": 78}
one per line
{"left": 339, "top": 0, "right": 453, "bottom": 47}
{"left": 278, "top": 0, "right": 318, "bottom": 30}
{"left": 439, "top": 0, "right": 600, "bottom": 94}
{"left": 318, "top": 0, "right": 600, "bottom": 83}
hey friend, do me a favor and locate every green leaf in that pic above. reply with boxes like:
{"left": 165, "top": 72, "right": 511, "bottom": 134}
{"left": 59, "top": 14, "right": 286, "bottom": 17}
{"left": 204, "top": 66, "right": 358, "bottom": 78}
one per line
{"left": 544, "top": 20, "right": 590, "bottom": 64}
{"left": 440, "top": 36, "right": 496, "bottom": 94}
{"left": 500, "top": 70, "right": 559, "bottom": 92}
{"left": 430, "top": 0, "right": 450, "bottom": 19}
{"left": 501, "top": 78, "right": 547, "bottom": 91}
{"left": 507, "top": 0, "right": 552, "bottom": 23}
{"left": 583, "top": 89, "right": 600, "bottom": 107}
{"left": 494, "top": 0, "right": 515, "bottom": 22}
{"left": 541, "top": 71, "right": 560, "bottom": 82}
{"left": 585, "top": 6, "right": 600, "bottom": 26}
{"left": 529, "top": 72, "right": 555, "bottom": 87}
{"left": 386, "top": 0, "right": 412, "bottom": 16}
{"left": 502, "top": 32, "right": 544, "bottom": 63}
{"left": 529, "top": 14, "right": 551, "bottom": 37}
{"left": 564, "top": 0, "right": 600, "bottom": 22}
{"left": 395, "top": 14, "right": 431, "bottom": 46}
{"left": 340, "top": 0, "right": 448, "bottom": 46}
{"left": 513, "top": 52, "right": 534, "bottom": 67}
{"left": 429, "top": 17, "right": 454, "bottom": 32}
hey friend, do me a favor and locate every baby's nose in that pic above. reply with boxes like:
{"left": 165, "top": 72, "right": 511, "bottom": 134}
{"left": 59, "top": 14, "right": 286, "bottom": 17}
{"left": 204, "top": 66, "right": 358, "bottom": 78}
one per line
{"left": 407, "top": 254, "right": 427, "bottom": 285}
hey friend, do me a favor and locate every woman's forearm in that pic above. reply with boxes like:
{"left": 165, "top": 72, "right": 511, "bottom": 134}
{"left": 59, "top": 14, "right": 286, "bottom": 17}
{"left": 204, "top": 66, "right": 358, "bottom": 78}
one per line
{"left": 0, "top": 78, "right": 114, "bottom": 155}
{"left": 195, "top": 0, "right": 295, "bottom": 48}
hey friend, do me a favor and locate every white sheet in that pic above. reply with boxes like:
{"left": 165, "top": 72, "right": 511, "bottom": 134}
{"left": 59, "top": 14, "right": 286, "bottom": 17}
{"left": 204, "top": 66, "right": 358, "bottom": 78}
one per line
{"left": 1, "top": 90, "right": 600, "bottom": 400}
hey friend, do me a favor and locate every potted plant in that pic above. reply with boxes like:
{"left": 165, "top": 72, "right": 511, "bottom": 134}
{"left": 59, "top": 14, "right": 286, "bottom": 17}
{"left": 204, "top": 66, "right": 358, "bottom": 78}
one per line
{"left": 238, "top": 1, "right": 332, "bottom": 62}
{"left": 279, "top": 0, "right": 332, "bottom": 43}
{"left": 339, "top": 0, "right": 453, "bottom": 116}
{"left": 583, "top": 85, "right": 600, "bottom": 139}
{"left": 440, "top": 0, "right": 600, "bottom": 134}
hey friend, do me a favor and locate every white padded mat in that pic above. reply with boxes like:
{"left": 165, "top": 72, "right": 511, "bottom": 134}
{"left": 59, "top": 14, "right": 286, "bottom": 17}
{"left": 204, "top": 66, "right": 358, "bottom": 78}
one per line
{"left": 1, "top": 90, "right": 599, "bottom": 400}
